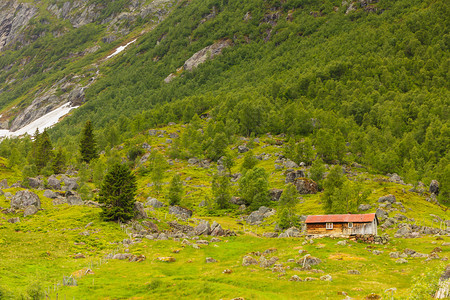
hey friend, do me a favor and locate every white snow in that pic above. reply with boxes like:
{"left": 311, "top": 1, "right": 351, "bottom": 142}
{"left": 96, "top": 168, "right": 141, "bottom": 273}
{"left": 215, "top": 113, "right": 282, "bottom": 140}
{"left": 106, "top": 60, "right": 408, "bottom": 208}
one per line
{"left": 0, "top": 103, "right": 78, "bottom": 139}
{"left": 106, "top": 39, "right": 136, "bottom": 59}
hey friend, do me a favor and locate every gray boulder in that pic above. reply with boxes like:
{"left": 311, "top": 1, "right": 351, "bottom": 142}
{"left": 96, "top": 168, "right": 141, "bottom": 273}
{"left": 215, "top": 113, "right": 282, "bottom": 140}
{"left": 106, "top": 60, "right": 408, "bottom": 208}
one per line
{"left": 237, "top": 145, "right": 249, "bottom": 153}
{"left": 61, "top": 176, "right": 79, "bottom": 191}
{"left": 23, "top": 205, "right": 38, "bottom": 217}
{"left": 297, "top": 254, "right": 321, "bottom": 267}
{"left": 376, "top": 208, "right": 388, "bottom": 220}
{"left": 52, "top": 198, "right": 67, "bottom": 205}
{"left": 389, "top": 173, "right": 405, "bottom": 185}
{"left": 285, "top": 170, "right": 305, "bottom": 183}
{"left": 66, "top": 191, "right": 83, "bottom": 205}
{"left": 279, "top": 227, "right": 301, "bottom": 238}
{"left": 11, "top": 190, "right": 41, "bottom": 209}
{"left": 358, "top": 204, "right": 372, "bottom": 211}
{"left": 188, "top": 157, "right": 199, "bottom": 165}
{"left": 8, "top": 217, "right": 20, "bottom": 223}
{"left": 430, "top": 180, "right": 439, "bottom": 195}
{"left": 194, "top": 221, "right": 210, "bottom": 236}
{"left": 0, "top": 179, "right": 9, "bottom": 189}
{"left": 134, "top": 202, "right": 148, "bottom": 219}
{"left": 284, "top": 160, "right": 299, "bottom": 168}
{"left": 294, "top": 178, "right": 318, "bottom": 194}
{"left": 27, "top": 177, "right": 43, "bottom": 189}
{"left": 242, "top": 256, "right": 258, "bottom": 266}
{"left": 44, "top": 190, "right": 58, "bottom": 199}
{"left": 269, "top": 189, "right": 283, "bottom": 201}
{"left": 378, "top": 194, "right": 396, "bottom": 204}
{"left": 169, "top": 206, "right": 193, "bottom": 219}
{"left": 47, "top": 175, "right": 61, "bottom": 190}
{"left": 146, "top": 198, "right": 164, "bottom": 208}
{"left": 211, "top": 222, "right": 225, "bottom": 236}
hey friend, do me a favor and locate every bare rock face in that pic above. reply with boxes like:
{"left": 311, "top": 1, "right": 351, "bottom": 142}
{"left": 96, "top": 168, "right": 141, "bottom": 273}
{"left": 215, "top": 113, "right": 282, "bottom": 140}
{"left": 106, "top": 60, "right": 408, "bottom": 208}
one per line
{"left": 430, "top": 180, "right": 440, "bottom": 195}
{"left": 183, "top": 39, "right": 232, "bottom": 72}
{"left": 0, "top": 1, "right": 38, "bottom": 51}
{"left": 11, "top": 190, "right": 41, "bottom": 209}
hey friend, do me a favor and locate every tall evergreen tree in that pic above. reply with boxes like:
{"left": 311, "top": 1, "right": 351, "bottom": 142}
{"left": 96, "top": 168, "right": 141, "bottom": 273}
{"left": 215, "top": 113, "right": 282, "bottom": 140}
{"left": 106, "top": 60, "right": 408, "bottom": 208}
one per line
{"left": 80, "top": 120, "right": 98, "bottom": 163}
{"left": 98, "top": 163, "right": 137, "bottom": 222}
{"left": 212, "top": 173, "right": 231, "bottom": 209}
{"left": 167, "top": 174, "right": 183, "bottom": 206}
{"left": 34, "top": 130, "right": 54, "bottom": 172}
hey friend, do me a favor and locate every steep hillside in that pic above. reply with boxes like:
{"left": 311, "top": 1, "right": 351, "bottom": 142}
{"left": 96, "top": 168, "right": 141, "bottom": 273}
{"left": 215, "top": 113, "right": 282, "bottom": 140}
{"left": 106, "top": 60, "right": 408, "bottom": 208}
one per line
{"left": 0, "top": 0, "right": 448, "bottom": 196}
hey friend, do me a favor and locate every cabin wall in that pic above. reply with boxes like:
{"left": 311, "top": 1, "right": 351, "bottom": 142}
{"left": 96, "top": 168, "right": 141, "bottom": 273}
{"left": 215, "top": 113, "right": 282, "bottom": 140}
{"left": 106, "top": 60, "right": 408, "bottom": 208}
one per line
{"left": 306, "top": 221, "right": 377, "bottom": 235}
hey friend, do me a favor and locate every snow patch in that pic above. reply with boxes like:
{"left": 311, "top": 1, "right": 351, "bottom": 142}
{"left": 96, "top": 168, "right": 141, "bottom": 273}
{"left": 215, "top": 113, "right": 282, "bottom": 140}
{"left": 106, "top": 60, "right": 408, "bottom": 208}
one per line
{"left": 0, "top": 103, "right": 78, "bottom": 139}
{"left": 106, "top": 39, "right": 136, "bottom": 59}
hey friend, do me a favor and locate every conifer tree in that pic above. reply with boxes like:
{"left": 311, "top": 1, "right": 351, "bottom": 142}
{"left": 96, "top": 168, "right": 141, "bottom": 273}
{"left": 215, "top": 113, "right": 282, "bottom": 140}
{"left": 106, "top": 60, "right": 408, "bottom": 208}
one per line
{"left": 168, "top": 174, "right": 183, "bottom": 206}
{"left": 212, "top": 173, "right": 231, "bottom": 209}
{"left": 98, "top": 163, "right": 137, "bottom": 222}
{"left": 35, "top": 130, "right": 54, "bottom": 172}
{"left": 80, "top": 120, "right": 98, "bottom": 163}
{"left": 52, "top": 147, "right": 66, "bottom": 174}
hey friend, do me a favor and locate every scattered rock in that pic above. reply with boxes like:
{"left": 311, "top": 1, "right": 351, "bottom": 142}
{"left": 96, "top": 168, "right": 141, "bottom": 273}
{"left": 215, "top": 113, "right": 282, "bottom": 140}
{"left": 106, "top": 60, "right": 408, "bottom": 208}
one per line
{"left": 8, "top": 217, "right": 20, "bottom": 223}
{"left": 278, "top": 227, "right": 301, "bottom": 238}
{"left": 375, "top": 208, "right": 388, "bottom": 220}
{"left": 285, "top": 170, "right": 305, "bottom": 183}
{"left": 372, "top": 250, "right": 383, "bottom": 255}
{"left": 269, "top": 189, "right": 283, "bottom": 201}
{"left": 0, "top": 179, "right": 9, "bottom": 189}
{"left": 205, "top": 257, "right": 217, "bottom": 263}
{"left": 430, "top": 180, "right": 440, "bottom": 195}
{"left": 320, "top": 275, "right": 332, "bottom": 281}
{"left": 23, "top": 205, "right": 38, "bottom": 217}
{"left": 61, "top": 176, "right": 79, "bottom": 191}
{"left": 290, "top": 275, "right": 302, "bottom": 281}
{"left": 297, "top": 254, "right": 321, "bottom": 268}
{"left": 260, "top": 256, "right": 279, "bottom": 268}
{"left": 284, "top": 159, "right": 299, "bottom": 168}
{"left": 169, "top": 206, "right": 192, "bottom": 219}
{"left": 194, "top": 221, "right": 210, "bottom": 236}
{"left": 237, "top": 145, "right": 249, "bottom": 153}
{"left": 389, "top": 174, "right": 405, "bottom": 185}
{"left": 242, "top": 256, "right": 258, "bottom": 266}
{"left": 157, "top": 257, "right": 176, "bottom": 262}
{"left": 27, "top": 177, "right": 44, "bottom": 189}
{"left": 396, "top": 258, "right": 408, "bottom": 264}
{"left": 358, "top": 204, "right": 371, "bottom": 211}
{"left": 11, "top": 190, "right": 41, "bottom": 209}
{"left": 348, "top": 270, "right": 361, "bottom": 275}
{"left": 44, "top": 190, "right": 58, "bottom": 199}
{"left": 73, "top": 253, "right": 85, "bottom": 259}
{"left": 378, "top": 195, "right": 396, "bottom": 204}
{"left": 66, "top": 191, "right": 83, "bottom": 205}
{"left": 294, "top": 178, "right": 318, "bottom": 194}
{"left": 134, "top": 202, "right": 148, "bottom": 219}
{"left": 146, "top": 198, "right": 164, "bottom": 208}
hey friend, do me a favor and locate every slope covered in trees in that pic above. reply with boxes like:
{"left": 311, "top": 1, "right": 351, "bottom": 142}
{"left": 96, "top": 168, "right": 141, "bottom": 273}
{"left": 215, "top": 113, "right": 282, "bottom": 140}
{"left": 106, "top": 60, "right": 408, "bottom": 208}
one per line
{"left": 0, "top": 0, "right": 448, "bottom": 201}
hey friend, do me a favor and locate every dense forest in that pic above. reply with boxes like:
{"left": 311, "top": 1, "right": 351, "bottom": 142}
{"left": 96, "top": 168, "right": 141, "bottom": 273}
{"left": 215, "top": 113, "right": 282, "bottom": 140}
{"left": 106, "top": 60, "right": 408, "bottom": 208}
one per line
{"left": 0, "top": 0, "right": 449, "bottom": 202}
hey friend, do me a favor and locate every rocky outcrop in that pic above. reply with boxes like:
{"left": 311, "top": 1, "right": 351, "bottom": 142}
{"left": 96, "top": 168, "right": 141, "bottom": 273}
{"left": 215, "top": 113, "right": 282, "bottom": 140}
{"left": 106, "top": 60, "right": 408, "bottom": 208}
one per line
{"left": 183, "top": 39, "right": 232, "bottom": 72}
{"left": 294, "top": 178, "right": 318, "bottom": 194}
{"left": 0, "top": 1, "right": 38, "bottom": 51}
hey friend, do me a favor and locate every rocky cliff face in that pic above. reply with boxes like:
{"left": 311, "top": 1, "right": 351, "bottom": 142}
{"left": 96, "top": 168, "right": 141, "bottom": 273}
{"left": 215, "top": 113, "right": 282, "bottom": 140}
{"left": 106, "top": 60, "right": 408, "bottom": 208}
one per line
{"left": 0, "top": 0, "right": 38, "bottom": 51}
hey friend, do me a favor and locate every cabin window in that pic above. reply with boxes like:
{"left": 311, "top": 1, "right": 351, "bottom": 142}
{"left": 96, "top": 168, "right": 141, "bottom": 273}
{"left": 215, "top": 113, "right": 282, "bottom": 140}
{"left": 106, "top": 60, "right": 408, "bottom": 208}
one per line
{"left": 326, "top": 223, "right": 333, "bottom": 230}
{"left": 348, "top": 222, "right": 353, "bottom": 228}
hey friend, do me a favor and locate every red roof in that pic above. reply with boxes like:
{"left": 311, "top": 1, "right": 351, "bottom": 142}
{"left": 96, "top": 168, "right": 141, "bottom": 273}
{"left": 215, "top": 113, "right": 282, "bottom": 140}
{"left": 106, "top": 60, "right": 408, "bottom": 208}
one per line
{"left": 305, "top": 213, "right": 376, "bottom": 224}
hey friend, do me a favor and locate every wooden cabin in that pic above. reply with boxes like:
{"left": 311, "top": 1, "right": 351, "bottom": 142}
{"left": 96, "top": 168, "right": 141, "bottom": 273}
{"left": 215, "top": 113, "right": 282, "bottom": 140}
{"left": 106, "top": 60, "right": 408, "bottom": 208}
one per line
{"left": 305, "top": 213, "right": 378, "bottom": 235}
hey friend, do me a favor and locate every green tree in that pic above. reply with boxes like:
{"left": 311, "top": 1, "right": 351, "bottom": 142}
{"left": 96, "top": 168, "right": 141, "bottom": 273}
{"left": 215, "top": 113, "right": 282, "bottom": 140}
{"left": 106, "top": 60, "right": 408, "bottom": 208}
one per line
{"left": 278, "top": 184, "right": 300, "bottom": 229}
{"left": 168, "top": 174, "right": 183, "bottom": 206}
{"left": 34, "top": 130, "right": 54, "bottom": 172}
{"left": 322, "top": 166, "right": 366, "bottom": 214}
{"left": 98, "top": 163, "right": 137, "bottom": 222}
{"left": 52, "top": 147, "right": 66, "bottom": 174}
{"left": 80, "top": 120, "right": 98, "bottom": 163}
{"left": 240, "top": 150, "right": 258, "bottom": 173}
{"left": 212, "top": 173, "right": 231, "bottom": 209}
{"left": 239, "top": 167, "right": 269, "bottom": 210}
{"left": 149, "top": 151, "right": 169, "bottom": 191}
{"left": 310, "top": 158, "right": 326, "bottom": 188}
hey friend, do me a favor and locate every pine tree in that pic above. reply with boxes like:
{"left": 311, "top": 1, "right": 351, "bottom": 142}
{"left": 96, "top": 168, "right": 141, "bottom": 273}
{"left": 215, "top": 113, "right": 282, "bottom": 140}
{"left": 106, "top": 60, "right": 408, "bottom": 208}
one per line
{"left": 277, "top": 184, "right": 300, "bottom": 229}
{"left": 35, "top": 130, "right": 54, "bottom": 172}
{"left": 168, "top": 174, "right": 183, "bottom": 206}
{"left": 80, "top": 120, "right": 98, "bottom": 163}
{"left": 52, "top": 147, "right": 66, "bottom": 174}
{"left": 98, "top": 163, "right": 137, "bottom": 222}
{"left": 238, "top": 167, "right": 269, "bottom": 210}
{"left": 212, "top": 173, "right": 231, "bottom": 209}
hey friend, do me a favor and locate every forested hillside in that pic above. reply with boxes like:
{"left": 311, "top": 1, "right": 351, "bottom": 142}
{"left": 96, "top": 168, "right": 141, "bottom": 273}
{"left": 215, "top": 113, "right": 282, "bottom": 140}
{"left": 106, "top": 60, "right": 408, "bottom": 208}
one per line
{"left": 0, "top": 0, "right": 448, "bottom": 201}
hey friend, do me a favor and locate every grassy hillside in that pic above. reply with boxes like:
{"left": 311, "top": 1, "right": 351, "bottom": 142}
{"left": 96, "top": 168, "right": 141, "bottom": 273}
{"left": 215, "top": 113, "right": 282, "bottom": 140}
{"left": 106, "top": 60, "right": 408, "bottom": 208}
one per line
{"left": 0, "top": 121, "right": 449, "bottom": 298}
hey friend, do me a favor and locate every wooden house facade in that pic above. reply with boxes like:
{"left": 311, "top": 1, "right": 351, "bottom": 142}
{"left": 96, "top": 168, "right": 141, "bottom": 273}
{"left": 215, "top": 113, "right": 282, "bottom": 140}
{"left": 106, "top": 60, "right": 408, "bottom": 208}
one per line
{"left": 305, "top": 213, "right": 378, "bottom": 235}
